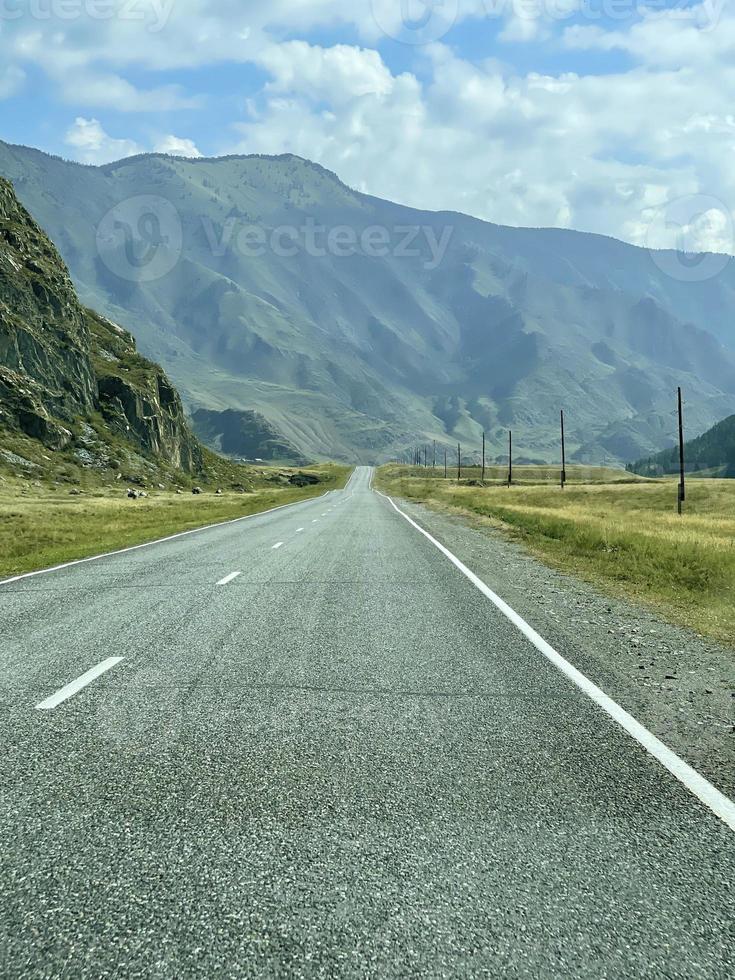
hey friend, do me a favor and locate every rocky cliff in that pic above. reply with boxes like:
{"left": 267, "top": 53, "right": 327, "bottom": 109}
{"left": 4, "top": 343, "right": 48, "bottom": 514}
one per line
{"left": 0, "top": 177, "right": 201, "bottom": 473}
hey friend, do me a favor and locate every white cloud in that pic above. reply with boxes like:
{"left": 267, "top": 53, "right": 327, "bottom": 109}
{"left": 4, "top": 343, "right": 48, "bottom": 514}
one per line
{"left": 63, "top": 120, "right": 204, "bottom": 164}
{"left": 154, "top": 134, "right": 202, "bottom": 157}
{"left": 230, "top": 28, "right": 735, "bottom": 252}
{"left": 258, "top": 42, "right": 396, "bottom": 104}
{"left": 64, "top": 117, "right": 142, "bottom": 165}
{"left": 59, "top": 73, "right": 202, "bottom": 112}
{"left": 1, "top": 1, "right": 734, "bottom": 250}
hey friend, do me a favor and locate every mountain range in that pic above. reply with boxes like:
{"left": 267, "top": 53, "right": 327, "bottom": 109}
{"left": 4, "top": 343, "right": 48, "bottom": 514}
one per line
{"left": 1, "top": 139, "right": 734, "bottom": 465}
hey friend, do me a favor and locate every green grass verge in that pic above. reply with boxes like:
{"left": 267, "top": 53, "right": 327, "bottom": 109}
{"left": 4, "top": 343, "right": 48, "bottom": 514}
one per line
{"left": 0, "top": 464, "right": 351, "bottom": 579}
{"left": 376, "top": 465, "right": 735, "bottom": 646}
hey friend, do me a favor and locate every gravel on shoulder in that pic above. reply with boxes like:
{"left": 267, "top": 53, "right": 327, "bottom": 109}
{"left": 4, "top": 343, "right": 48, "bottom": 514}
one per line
{"left": 395, "top": 496, "right": 735, "bottom": 799}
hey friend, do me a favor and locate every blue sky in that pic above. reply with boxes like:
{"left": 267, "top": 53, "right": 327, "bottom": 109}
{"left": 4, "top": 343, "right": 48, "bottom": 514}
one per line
{"left": 0, "top": 0, "right": 732, "bottom": 252}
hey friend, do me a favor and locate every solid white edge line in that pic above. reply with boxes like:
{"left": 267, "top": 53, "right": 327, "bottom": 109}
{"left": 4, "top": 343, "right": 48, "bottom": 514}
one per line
{"left": 35, "top": 657, "right": 124, "bottom": 711}
{"left": 0, "top": 482, "right": 350, "bottom": 589}
{"left": 375, "top": 488, "right": 735, "bottom": 834}
{"left": 217, "top": 571, "right": 241, "bottom": 586}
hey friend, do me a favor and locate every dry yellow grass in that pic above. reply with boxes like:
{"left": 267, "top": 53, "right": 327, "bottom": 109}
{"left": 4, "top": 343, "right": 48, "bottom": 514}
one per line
{"left": 0, "top": 465, "right": 351, "bottom": 579}
{"left": 376, "top": 466, "right": 735, "bottom": 645}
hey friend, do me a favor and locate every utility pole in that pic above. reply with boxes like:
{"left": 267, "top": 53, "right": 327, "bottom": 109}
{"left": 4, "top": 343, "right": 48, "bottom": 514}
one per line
{"left": 508, "top": 430, "right": 513, "bottom": 488}
{"left": 678, "top": 387, "right": 686, "bottom": 514}
{"left": 482, "top": 431, "right": 486, "bottom": 482}
{"left": 561, "top": 410, "right": 567, "bottom": 490}
{"left": 433, "top": 441, "right": 436, "bottom": 469}
{"left": 457, "top": 443, "right": 462, "bottom": 481}
{"left": 444, "top": 448, "right": 447, "bottom": 479}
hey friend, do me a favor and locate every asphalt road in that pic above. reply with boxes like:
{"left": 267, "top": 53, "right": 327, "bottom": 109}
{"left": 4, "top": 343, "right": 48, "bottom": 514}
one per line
{"left": 1, "top": 466, "right": 733, "bottom": 978}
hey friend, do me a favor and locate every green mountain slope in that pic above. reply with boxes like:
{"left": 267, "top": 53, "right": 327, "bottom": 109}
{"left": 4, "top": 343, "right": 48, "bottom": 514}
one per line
{"left": 1, "top": 140, "right": 734, "bottom": 464}
{"left": 0, "top": 175, "right": 202, "bottom": 481}
{"left": 630, "top": 414, "right": 735, "bottom": 478}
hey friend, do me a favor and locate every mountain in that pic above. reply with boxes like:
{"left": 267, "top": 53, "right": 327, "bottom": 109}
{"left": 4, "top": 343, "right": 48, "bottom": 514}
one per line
{"left": 190, "top": 408, "right": 306, "bottom": 463}
{"left": 0, "top": 175, "right": 201, "bottom": 482}
{"left": 629, "top": 414, "right": 735, "bottom": 478}
{"left": 1, "top": 139, "right": 735, "bottom": 464}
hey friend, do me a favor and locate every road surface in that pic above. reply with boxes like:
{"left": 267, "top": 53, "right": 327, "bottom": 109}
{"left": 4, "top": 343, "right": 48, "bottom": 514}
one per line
{"left": 1, "top": 466, "right": 733, "bottom": 978}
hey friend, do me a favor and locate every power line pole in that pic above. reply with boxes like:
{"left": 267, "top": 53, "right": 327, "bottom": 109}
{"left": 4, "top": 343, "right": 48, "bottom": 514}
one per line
{"left": 508, "top": 430, "right": 513, "bottom": 488}
{"left": 561, "top": 410, "right": 567, "bottom": 490}
{"left": 482, "top": 431, "right": 486, "bottom": 482}
{"left": 433, "top": 440, "right": 436, "bottom": 469}
{"left": 457, "top": 443, "right": 462, "bottom": 481}
{"left": 678, "top": 387, "right": 686, "bottom": 515}
{"left": 444, "top": 447, "right": 447, "bottom": 479}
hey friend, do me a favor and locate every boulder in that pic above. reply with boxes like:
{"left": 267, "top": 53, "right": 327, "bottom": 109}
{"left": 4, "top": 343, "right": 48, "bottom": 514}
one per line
{"left": 289, "top": 472, "right": 320, "bottom": 487}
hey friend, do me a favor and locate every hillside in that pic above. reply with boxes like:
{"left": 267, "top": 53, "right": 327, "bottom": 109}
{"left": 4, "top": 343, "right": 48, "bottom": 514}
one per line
{"left": 2, "top": 141, "right": 735, "bottom": 464}
{"left": 0, "top": 175, "right": 203, "bottom": 484}
{"left": 630, "top": 414, "right": 735, "bottom": 478}
{"left": 190, "top": 408, "right": 306, "bottom": 463}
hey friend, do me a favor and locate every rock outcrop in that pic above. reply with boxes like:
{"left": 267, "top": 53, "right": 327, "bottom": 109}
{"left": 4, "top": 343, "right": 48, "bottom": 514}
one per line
{"left": 0, "top": 177, "right": 200, "bottom": 472}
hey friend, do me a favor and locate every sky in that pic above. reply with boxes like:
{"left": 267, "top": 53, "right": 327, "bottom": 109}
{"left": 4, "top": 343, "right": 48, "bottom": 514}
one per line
{"left": 0, "top": 0, "right": 733, "bottom": 252}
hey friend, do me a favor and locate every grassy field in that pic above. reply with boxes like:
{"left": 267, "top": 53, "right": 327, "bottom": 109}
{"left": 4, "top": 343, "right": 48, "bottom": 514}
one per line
{"left": 376, "top": 465, "right": 735, "bottom": 645}
{"left": 0, "top": 464, "right": 351, "bottom": 580}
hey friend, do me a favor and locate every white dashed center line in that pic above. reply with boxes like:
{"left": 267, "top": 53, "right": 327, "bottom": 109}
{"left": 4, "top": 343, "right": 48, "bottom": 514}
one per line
{"left": 35, "top": 658, "right": 124, "bottom": 711}
{"left": 217, "top": 571, "right": 241, "bottom": 586}
{"left": 296, "top": 528, "right": 305, "bottom": 533}
{"left": 272, "top": 542, "right": 284, "bottom": 550}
